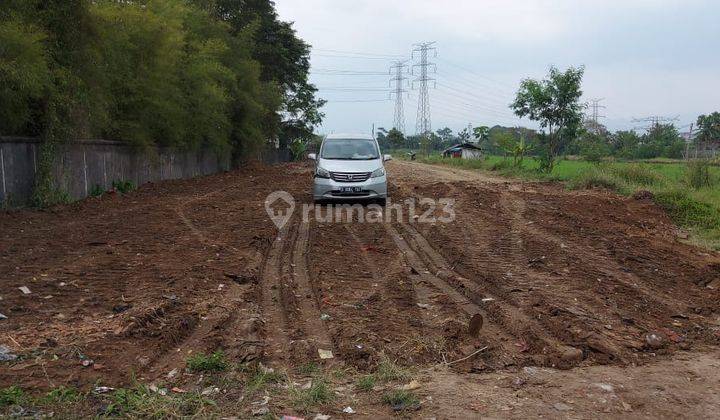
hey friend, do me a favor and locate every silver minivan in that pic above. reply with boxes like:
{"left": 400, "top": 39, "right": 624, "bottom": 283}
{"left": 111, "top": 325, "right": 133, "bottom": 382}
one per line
{"left": 308, "top": 133, "right": 391, "bottom": 205}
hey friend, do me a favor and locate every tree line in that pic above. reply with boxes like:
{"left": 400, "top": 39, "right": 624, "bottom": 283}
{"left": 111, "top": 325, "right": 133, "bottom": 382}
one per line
{"left": 377, "top": 66, "right": 719, "bottom": 172}
{"left": 0, "top": 0, "right": 324, "bottom": 163}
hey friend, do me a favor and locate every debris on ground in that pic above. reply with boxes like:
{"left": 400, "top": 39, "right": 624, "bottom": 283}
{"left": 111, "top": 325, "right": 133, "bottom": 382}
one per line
{"left": 645, "top": 332, "right": 665, "bottom": 349}
{"left": 252, "top": 407, "right": 269, "bottom": 416}
{"left": 318, "top": 349, "right": 334, "bottom": 359}
{"left": 342, "top": 407, "right": 355, "bottom": 414}
{"left": 401, "top": 380, "right": 421, "bottom": 391}
{"left": 0, "top": 345, "right": 17, "bottom": 361}
{"left": 0, "top": 313, "right": 7, "bottom": 320}
{"left": 313, "top": 415, "right": 331, "bottom": 420}
{"left": 18, "top": 286, "right": 31, "bottom": 294}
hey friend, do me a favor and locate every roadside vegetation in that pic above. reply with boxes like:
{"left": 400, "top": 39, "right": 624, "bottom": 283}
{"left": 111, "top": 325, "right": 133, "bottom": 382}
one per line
{"left": 0, "top": 0, "right": 324, "bottom": 206}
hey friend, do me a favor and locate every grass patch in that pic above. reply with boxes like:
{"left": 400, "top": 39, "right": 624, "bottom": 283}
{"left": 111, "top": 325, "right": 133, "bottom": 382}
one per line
{"left": 298, "top": 362, "right": 320, "bottom": 376}
{"left": 654, "top": 190, "right": 720, "bottom": 230}
{"left": 383, "top": 389, "right": 420, "bottom": 410}
{"left": 612, "top": 164, "right": 661, "bottom": 186}
{"left": 356, "top": 375, "right": 376, "bottom": 391}
{"left": 0, "top": 386, "right": 26, "bottom": 408}
{"left": 245, "top": 366, "right": 286, "bottom": 395}
{"left": 42, "top": 386, "right": 81, "bottom": 404}
{"left": 566, "top": 167, "right": 627, "bottom": 192}
{"left": 375, "top": 357, "right": 411, "bottom": 382}
{"left": 290, "top": 378, "right": 334, "bottom": 411}
{"left": 105, "top": 385, "right": 215, "bottom": 418}
{"left": 186, "top": 351, "right": 228, "bottom": 373}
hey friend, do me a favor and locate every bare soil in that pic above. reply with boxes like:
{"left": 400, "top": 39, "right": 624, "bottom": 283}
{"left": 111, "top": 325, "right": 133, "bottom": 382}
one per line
{"left": 1, "top": 160, "right": 719, "bottom": 418}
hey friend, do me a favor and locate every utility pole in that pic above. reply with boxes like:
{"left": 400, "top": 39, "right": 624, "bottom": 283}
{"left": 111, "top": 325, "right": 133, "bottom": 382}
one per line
{"left": 587, "top": 98, "right": 606, "bottom": 134}
{"left": 412, "top": 42, "right": 437, "bottom": 137}
{"left": 389, "top": 60, "right": 409, "bottom": 134}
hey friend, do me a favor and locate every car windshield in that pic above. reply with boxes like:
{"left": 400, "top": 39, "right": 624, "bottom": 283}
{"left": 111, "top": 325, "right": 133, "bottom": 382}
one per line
{"left": 321, "top": 139, "right": 379, "bottom": 160}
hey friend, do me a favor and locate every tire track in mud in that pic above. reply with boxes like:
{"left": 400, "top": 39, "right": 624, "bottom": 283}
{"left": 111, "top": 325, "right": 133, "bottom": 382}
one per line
{"left": 290, "top": 221, "right": 336, "bottom": 361}
{"left": 396, "top": 221, "right": 584, "bottom": 366}
{"left": 391, "top": 178, "right": 588, "bottom": 365}
{"left": 260, "top": 222, "right": 293, "bottom": 362}
{"left": 344, "top": 220, "right": 468, "bottom": 365}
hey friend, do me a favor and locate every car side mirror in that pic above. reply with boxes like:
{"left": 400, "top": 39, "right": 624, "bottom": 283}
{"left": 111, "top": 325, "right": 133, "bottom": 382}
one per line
{"left": 383, "top": 154, "right": 392, "bottom": 161}
{"left": 307, "top": 153, "right": 317, "bottom": 160}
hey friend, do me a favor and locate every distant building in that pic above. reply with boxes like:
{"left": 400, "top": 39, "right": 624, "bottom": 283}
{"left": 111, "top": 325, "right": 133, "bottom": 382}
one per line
{"left": 442, "top": 143, "right": 483, "bottom": 159}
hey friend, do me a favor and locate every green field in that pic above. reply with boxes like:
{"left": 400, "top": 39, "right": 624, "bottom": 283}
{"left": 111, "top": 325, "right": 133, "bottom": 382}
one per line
{"left": 411, "top": 154, "right": 720, "bottom": 250}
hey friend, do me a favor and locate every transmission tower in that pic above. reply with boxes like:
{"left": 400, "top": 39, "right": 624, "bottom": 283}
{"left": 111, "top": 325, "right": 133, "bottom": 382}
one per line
{"left": 412, "top": 42, "right": 437, "bottom": 136}
{"left": 586, "top": 98, "right": 606, "bottom": 134}
{"left": 389, "top": 60, "right": 409, "bottom": 134}
{"left": 631, "top": 115, "right": 679, "bottom": 132}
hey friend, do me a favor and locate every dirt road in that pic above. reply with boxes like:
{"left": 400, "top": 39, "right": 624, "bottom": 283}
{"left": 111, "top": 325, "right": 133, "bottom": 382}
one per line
{"left": 1, "top": 160, "right": 719, "bottom": 418}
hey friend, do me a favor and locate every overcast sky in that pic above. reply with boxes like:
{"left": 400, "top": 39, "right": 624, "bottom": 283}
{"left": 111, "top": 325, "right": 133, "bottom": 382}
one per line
{"left": 275, "top": 0, "right": 720, "bottom": 135}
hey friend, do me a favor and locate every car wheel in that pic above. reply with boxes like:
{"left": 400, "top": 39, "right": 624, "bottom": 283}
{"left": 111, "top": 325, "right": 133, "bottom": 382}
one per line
{"left": 376, "top": 197, "right": 387, "bottom": 207}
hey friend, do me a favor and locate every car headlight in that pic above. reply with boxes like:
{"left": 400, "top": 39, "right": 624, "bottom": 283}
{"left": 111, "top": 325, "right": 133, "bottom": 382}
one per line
{"left": 371, "top": 167, "right": 386, "bottom": 178}
{"left": 315, "top": 166, "right": 330, "bottom": 178}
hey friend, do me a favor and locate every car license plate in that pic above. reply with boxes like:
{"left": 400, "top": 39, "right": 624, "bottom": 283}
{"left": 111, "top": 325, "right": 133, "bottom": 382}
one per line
{"left": 340, "top": 186, "right": 362, "bottom": 193}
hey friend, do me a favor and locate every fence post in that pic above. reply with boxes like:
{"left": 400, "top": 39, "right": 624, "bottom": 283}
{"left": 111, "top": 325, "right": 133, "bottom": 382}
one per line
{"left": 83, "top": 150, "right": 88, "bottom": 196}
{"left": 0, "top": 146, "right": 6, "bottom": 201}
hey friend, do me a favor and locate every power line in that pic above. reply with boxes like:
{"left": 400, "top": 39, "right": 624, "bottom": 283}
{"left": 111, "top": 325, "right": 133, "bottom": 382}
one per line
{"left": 389, "top": 60, "right": 410, "bottom": 134}
{"left": 312, "top": 53, "right": 394, "bottom": 60}
{"left": 325, "top": 99, "right": 391, "bottom": 103}
{"left": 412, "top": 42, "right": 437, "bottom": 136}
{"left": 631, "top": 115, "right": 679, "bottom": 131}
{"left": 313, "top": 48, "right": 405, "bottom": 58}
{"left": 436, "top": 57, "right": 516, "bottom": 92}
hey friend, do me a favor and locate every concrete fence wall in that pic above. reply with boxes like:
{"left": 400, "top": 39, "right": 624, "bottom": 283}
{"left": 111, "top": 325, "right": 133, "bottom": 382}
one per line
{"left": 0, "top": 137, "right": 247, "bottom": 206}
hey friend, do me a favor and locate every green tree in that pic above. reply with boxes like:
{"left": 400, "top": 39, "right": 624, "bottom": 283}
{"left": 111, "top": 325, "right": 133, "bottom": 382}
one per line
{"left": 696, "top": 112, "right": 720, "bottom": 147}
{"left": 511, "top": 66, "right": 585, "bottom": 173}
{"left": 201, "top": 0, "right": 325, "bottom": 144}
{"left": 473, "top": 125, "right": 489, "bottom": 143}
{"left": 386, "top": 128, "right": 406, "bottom": 150}
{"left": 0, "top": 18, "right": 49, "bottom": 135}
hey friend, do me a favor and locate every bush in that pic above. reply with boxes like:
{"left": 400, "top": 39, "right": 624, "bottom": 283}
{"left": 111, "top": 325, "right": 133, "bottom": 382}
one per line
{"left": 112, "top": 180, "right": 135, "bottom": 194}
{"left": 566, "top": 167, "right": 625, "bottom": 191}
{"left": 612, "top": 164, "right": 661, "bottom": 186}
{"left": 654, "top": 190, "right": 720, "bottom": 230}
{"left": 490, "top": 159, "right": 512, "bottom": 171}
{"left": 186, "top": 351, "right": 228, "bottom": 373}
{"left": 686, "top": 160, "right": 715, "bottom": 189}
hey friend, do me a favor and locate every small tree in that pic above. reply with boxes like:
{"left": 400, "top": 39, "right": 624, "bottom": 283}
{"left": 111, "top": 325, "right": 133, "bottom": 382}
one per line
{"left": 511, "top": 66, "right": 585, "bottom": 173}
{"left": 386, "top": 128, "right": 405, "bottom": 150}
{"left": 473, "top": 126, "right": 490, "bottom": 144}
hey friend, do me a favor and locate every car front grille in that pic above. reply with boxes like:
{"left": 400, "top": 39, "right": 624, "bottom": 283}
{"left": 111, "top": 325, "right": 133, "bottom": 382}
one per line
{"left": 329, "top": 171, "right": 372, "bottom": 183}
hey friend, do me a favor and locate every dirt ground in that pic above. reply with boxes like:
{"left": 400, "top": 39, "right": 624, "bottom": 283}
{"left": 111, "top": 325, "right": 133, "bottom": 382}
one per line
{"left": 1, "top": 160, "right": 719, "bottom": 418}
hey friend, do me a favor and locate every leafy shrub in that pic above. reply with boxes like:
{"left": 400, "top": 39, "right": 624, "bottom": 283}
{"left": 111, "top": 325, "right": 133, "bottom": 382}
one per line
{"left": 612, "top": 164, "right": 661, "bottom": 186}
{"left": 654, "top": 190, "right": 720, "bottom": 230}
{"left": 112, "top": 180, "right": 135, "bottom": 194}
{"left": 186, "top": 351, "right": 228, "bottom": 373}
{"left": 90, "top": 184, "right": 105, "bottom": 197}
{"left": 686, "top": 160, "right": 715, "bottom": 189}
